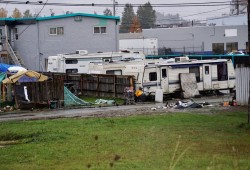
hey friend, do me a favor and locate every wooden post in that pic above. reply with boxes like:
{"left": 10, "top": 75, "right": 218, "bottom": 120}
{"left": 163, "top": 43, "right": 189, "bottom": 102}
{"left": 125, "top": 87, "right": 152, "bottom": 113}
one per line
{"left": 97, "top": 74, "right": 99, "bottom": 97}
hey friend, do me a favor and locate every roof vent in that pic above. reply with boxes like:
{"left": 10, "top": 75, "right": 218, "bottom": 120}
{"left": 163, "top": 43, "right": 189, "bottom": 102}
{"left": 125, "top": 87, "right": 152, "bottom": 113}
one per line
{"left": 76, "top": 50, "right": 88, "bottom": 55}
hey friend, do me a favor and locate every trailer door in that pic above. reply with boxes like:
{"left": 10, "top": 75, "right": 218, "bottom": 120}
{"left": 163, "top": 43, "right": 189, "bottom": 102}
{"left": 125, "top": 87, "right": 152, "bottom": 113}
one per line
{"left": 161, "top": 68, "right": 169, "bottom": 93}
{"left": 203, "top": 64, "right": 212, "bottom": 90}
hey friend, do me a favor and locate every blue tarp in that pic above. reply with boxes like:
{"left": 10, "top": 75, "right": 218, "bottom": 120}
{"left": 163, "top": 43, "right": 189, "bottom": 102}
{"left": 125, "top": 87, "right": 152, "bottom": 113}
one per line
{"left": 0, "top": 63, "right": 13, "bottom": 72}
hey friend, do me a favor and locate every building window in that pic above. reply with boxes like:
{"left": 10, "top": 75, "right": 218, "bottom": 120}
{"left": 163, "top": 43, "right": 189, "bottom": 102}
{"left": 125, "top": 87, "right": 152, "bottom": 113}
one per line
{"left": 205, "top": 66, "right": 209, "bottom": 75}
{"left": 66, "top": 69, "right": 78, "bottom": 73}
{"left": 65, "top": 59, "right": 78, "bottom": 64}
{"left": 149, "top": 72, "right": 157, "bottom": 81}
{"left": 226, "top": 42, "right": 238, "bottom": 53}
{"left": 74, "top": 16, "right": 82, "bottom": 21}
{"left": 162, "top": 69, "right": 167, "bottom": 78}
{"left": 93, "top": 26, "right": 107, "bottom": 34}
{"left": 50, "top": 27, "right": 64, "bottom": 35}
{"left": 212, "top": 43, "right": 224, "bottom": 54}
{"left": 14, "top": 28, "right": 18, "bottom": 40}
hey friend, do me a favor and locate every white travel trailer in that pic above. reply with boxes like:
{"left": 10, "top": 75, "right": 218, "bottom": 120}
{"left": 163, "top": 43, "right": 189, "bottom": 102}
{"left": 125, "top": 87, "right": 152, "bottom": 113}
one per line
{"left": 89, "top": 57, "right": 235, "bottom": 96}
{"left": 46, "top": 50, "right": 145, "bottom": 73}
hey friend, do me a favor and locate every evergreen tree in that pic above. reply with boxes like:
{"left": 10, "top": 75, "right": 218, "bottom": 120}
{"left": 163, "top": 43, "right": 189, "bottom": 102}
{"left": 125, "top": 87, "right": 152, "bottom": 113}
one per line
{"left": 12, "top": 8, "right": 22, "bottom": 18}
{"left": 120, "top": 3, "right": 135, "bottom": 33}
{"left": 0, "top": 8, "right": 8, "bottom": 18}
{"left": 137, "top": 2, "right": 156, "bottom": 29}
{"left": 103, "top": 8, "right": 112, "bottom": 16}
{"left": 23, "top": 9, "right": 33, "bottom": 18}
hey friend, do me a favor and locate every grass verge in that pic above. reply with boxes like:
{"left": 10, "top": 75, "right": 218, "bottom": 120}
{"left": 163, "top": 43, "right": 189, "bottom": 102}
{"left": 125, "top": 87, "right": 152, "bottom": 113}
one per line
{"left": 0, "top": 110, "right": 250, "bottom": 169}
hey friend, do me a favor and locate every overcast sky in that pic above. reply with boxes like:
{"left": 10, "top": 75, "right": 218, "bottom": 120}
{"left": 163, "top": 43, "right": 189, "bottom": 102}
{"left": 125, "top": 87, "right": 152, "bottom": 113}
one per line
{"left": 1, "top": 0, "right": 231, "bottom": 21}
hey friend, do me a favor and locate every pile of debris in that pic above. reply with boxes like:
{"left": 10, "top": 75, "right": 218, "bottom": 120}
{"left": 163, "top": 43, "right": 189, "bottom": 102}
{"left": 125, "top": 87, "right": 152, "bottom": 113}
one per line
{"left": 151, "top": 98, "right": 214, "bottom": 110}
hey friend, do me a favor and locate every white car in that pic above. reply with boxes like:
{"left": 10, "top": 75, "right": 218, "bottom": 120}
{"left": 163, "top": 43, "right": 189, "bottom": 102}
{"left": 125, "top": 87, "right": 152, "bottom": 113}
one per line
{"left": 227, "top": 51, "right": 246, "bottom": 55}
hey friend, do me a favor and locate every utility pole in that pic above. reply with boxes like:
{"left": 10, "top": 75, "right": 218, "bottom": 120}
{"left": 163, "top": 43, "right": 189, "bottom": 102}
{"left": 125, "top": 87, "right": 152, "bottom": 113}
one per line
{"left": 247, "top": 0, "right": 250, "bottom": 123}
{"left": 113, "top": 0, "right": 116, "bottom": 16}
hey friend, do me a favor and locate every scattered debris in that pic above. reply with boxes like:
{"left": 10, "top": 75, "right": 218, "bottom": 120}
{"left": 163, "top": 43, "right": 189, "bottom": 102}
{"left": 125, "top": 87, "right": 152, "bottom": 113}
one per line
{"left": 94, "top": 99, "right": 116, "bottom": 105}
{"left": 3, "top": 105, "right": 15, "bottom": 112}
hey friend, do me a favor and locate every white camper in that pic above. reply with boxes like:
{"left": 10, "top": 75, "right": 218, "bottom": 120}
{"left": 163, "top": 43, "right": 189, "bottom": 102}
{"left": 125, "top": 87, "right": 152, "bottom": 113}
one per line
{"left": 89, "top": 58, "right": 235, "bottom": 96}
{"left": 46, "top": 50, "right": 145, "bottom": 73}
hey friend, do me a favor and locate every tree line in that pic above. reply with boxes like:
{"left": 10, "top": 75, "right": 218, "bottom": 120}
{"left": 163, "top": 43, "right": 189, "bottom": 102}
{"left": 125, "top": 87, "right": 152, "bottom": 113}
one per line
{"left": 0, "top": 8, "right": 33, "bottom": 18}
{"left": 103, "top": 2, "right": 156, "bottom": 33}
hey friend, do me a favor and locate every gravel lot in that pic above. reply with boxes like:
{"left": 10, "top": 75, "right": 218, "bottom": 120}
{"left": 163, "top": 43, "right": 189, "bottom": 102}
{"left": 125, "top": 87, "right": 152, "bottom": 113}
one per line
{"left": 0, "top": 95, "right": 243, "bottom": 122}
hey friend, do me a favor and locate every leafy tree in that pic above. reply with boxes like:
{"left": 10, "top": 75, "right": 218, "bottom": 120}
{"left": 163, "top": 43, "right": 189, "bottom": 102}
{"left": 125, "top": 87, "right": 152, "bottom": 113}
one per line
{"left": 120, "top": 3, "right": 135, "bottom": 33}
{"left": 137, "top": 2, "right": 156, "bottom": 29}
{"left": 103, "top": 8, "right": 112, "bottom": 16}
{"left": 129, "top": 16, "right": 142, "bottom": 33}
{"left": 0, "top": 8, "right": 8, "bottom": 18}
{"left": 23, "top": 9, "right": 33, "bottom": 18}
{"left": 12, "top": 8, "right": 22, "bottom": 18}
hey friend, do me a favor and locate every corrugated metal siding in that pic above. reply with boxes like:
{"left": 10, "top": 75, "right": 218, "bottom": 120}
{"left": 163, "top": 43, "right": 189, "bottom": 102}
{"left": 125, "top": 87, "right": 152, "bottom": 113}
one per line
{"left": 235, "top": 67, "right": 250, "bottom": 105}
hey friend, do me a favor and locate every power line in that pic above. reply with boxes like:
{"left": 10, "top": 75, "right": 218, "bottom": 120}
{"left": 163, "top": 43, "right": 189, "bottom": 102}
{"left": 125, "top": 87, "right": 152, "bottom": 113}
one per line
{"left": 0, "top": 1, "right": 238, "bottom": 7}
{"left": 157, "top": 6, "right": 230, "bottom": 22}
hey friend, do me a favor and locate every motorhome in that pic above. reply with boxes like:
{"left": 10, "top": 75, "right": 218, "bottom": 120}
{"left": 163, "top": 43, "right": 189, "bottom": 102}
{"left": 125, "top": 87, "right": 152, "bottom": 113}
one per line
{"left": 89, "top": 57, "right": 235, "bottom": 96}
{"left": 46, "top": 50, "right": 145, "bottom": 73}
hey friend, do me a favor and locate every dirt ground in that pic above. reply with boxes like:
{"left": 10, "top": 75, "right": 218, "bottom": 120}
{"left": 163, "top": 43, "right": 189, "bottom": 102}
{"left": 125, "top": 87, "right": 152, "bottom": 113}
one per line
{"left": 0, "top": 95, "right": 246, "bottom": 122}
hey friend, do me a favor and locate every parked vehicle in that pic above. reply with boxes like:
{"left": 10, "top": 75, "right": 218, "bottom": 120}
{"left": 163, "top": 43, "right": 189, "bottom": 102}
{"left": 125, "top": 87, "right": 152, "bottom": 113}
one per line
{"left": 89, "top": 57, "right": 235, "bottom": 96}
{"left": 46, "top": 50, "right": 145, "bottom": 73}
{"left": 227, "top": 51, "right": 246, "bottom": 55}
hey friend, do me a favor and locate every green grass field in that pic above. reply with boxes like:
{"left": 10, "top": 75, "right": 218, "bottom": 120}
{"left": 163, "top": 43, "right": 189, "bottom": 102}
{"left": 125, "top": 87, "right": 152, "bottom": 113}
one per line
{"left": 0, "top": 109, "right": 250, "bottom": 169}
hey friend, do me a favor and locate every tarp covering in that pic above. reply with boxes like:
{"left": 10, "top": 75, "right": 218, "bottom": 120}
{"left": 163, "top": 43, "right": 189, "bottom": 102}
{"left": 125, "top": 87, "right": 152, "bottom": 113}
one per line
{"left": 0, "top": 72, "right": 7, "bottom": 82}
{"left": 0, "top": 63, "right": 12, "bottom": 72}
{"left": 0, "top": 63, "right": 27, "bottom": 73}
{"left": 64, "top": 86, "right": 90, "bottom": 106}
{"left": 2, "top": 70, "right": 48, "bottom": 84}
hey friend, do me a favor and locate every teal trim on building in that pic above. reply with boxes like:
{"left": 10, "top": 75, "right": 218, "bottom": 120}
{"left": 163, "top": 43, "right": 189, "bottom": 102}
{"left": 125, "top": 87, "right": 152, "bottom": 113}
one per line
{"left": 0, "top": 13, "right": 120, "bottom": 22}
{"left": 36, "top": 13, "right": 120, "bottom": 21}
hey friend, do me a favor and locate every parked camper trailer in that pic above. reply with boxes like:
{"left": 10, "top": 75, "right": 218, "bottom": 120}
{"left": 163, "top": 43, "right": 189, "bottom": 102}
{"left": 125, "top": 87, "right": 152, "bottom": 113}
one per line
{"left": 89, "top": 58, "right": 235, "bottom": 96}
{"left": 46, "top": 50, "right": 145, "bottom": 73}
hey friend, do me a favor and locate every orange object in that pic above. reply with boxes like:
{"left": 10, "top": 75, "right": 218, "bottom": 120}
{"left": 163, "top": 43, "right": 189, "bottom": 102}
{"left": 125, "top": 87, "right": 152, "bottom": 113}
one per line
{"left": 223, "top": 101, "right": 229, "bottom": 106}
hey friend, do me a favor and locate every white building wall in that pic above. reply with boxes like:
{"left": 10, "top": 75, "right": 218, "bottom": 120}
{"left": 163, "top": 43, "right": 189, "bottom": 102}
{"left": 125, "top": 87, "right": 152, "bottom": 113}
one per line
{"left": 119, "top": 38, "right": 158, "bottom": 55}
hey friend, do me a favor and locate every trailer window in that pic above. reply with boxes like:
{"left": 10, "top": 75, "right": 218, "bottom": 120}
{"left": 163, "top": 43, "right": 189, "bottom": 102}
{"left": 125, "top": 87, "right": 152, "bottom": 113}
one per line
{"left": 66, "top": 69, "right": 78, "bottom": 73}
{"left": 149, "top": 72, "right": 157, "bottom": 81}
{"left": 205, "top": 66, "right": 209, "bottom": 75}
{"left": 162, "top": 69, "right": 167, "bottom": 78}
{"left": 65, "top": 60, "right": 78, "bottom": 64}
{"left": 217, "top": 63, "right": 228, "bottom": 81}
{"left": 189, "top": 67, "right": 200, "bottom": 82}
{"left": 106, "top": 70, "right": 122, "bottom": 75}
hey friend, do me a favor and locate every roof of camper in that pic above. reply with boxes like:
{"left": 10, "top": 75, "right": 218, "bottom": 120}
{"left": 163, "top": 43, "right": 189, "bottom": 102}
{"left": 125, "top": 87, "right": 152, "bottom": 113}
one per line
{"left": 153, "top": 59, "right": 229, "bottom": 68}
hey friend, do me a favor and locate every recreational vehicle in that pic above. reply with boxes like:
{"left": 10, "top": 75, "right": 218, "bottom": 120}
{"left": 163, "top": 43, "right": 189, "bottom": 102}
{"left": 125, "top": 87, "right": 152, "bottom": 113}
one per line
{"left": 89, "top": 57, "right": 235, "bottom": 96}
{"left": 46, "top": 50, "right": 145, "bottom": 73}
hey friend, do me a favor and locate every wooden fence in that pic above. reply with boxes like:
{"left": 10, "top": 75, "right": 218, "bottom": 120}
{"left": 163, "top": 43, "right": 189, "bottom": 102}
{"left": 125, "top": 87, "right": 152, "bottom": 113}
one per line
{"left": 43, "top": 72, "right": 135, "bottom": 98}
{"left": 1, "top": 73, "right": 134, "bottom": 109}
{"left": 14, "top": 80, "right": 64, "bottom": 109}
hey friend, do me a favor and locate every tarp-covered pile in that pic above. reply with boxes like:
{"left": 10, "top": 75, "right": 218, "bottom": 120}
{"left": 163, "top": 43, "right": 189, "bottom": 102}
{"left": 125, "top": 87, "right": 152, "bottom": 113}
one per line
{"left": 2, "top": 70, "right": 48, "bottom": 84}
